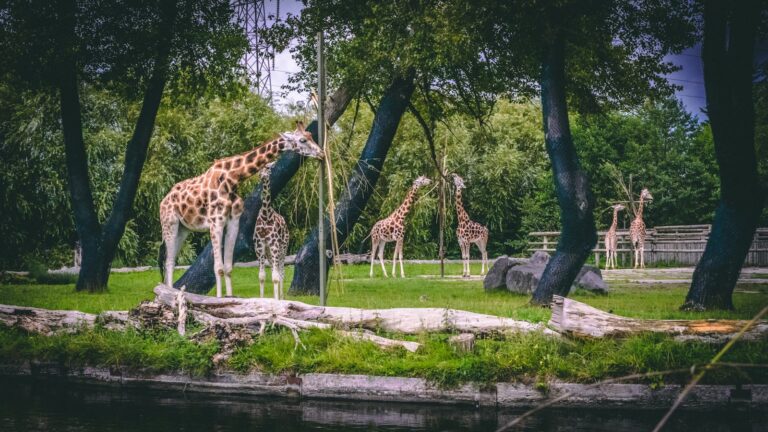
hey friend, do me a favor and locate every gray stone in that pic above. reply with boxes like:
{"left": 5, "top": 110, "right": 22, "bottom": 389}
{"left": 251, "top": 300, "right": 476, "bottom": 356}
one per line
{"left": 571, "top": 265, "right": 609, "bottom": 294}
{"left": 529, "top": 251, "right": 551, "bottom": 265}
{"left": 483, "top": 256, "right": 517, "bottom": 291}
{"left": 503, "top": 253, "right": 608, "bottom": 295}
{"left": 505, "top": 262, "right": 544, "bottom": 294}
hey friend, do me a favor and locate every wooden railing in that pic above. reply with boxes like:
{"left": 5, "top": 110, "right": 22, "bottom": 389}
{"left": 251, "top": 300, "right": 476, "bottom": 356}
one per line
{"left": 528, "top": 225, "right": 768, "bottom": 267}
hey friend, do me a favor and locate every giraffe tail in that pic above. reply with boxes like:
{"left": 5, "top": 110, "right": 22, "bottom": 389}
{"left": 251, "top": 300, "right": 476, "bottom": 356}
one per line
{"left": 158, "top": 240, "right": 167, "bottom": 281}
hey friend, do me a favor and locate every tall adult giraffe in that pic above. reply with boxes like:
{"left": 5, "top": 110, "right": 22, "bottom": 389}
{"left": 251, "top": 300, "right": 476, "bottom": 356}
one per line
{"left": 629, "top": 188, "right": 653, "bottom": 269}
{"left": 159, "top": 122, "right": 323, "bottom": 297}
{"left": 452, "top": 174, "right": 489, "bottom": 277}
{"left": 604, "top": 204, "right": 625, "bottom": 270}
{"left": 369, "top": 176, "right": 432, "bottom": 278}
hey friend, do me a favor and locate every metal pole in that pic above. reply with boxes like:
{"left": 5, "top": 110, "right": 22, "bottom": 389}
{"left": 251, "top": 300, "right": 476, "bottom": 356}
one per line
{"left": 439, "top": 153, "right": 446, "bottom": 278}
{"left": 317, "top": 31, "right": 327, "bottom": 306}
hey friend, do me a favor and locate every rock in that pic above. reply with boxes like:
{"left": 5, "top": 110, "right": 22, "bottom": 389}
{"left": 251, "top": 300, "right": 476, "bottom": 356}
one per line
{"left": 504, "top": 262, "right": 544, "bottom": 295}
{"left": 448, "top": 333, "right": 475, "bottom": 352}
{"left": 483, "top": 255, "right": 517, "bottom": 291}
{"left": 572, "top": 265, "right": 609, "bottom": 294}
{"left": 503, "top": 252, "right": 608, "bottom": 295}
{"left": 529, "top": 251, "right": 551, "bottom": 265}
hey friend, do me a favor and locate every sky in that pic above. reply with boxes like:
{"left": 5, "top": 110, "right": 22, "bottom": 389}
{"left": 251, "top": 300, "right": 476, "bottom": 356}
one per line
{"left": 255, "top": 1, "right": 766, "bottom": 121}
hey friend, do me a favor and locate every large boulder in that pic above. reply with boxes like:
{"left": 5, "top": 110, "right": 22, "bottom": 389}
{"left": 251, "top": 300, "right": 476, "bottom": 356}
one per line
{"left": 571, "top": 265, "right": 609, "bottom": 294}
{"left": 483, "top": 255, "right": 517, "bottom": 291}
{"left": 504, "top": 261, "right": 544, "bottom": 294}
{"left": 529, "top": 251, "right": 551, "bottom": 265}
{"left": 503, "top": 252, "right": 609, "bottom": 295}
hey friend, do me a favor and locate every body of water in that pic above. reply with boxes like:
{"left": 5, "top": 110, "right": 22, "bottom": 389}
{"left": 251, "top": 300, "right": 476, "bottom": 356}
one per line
{"left": 1, "top": 378, "right": 766, "bottom": 431}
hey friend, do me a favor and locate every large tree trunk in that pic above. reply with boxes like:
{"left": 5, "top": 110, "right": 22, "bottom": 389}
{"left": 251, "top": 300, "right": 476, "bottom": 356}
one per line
{"left": 530, "top": 32, "right": 597, "bottom": 306}
{"left": 57, "top": 0, "right": 176, "bottom": 292}
{"left": 682, "top": 1, "right": 764, "bottom": 311}
{"left": 175, "top": 86, "right": 354, "bottom": 294}
{"left": 290, "top": 72, "right": 416, "bottom": 296}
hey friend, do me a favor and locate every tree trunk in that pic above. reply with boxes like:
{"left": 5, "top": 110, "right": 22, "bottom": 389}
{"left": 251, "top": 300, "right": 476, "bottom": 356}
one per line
{"left": 55, "top": 0, "right": 177, "bottom": 292}
{"left": 289, "top": 72, "right": 416, "bottom": 296}
{"left": 175, "top": 85, "right": 354, "bottom": 294}
{"left": 530, "top": 32, "right": 597, "bottom": 306}
{"left": 682, "top": 0, "right": 764, "bottom": 311}
{"left": 550, "top": 295, "right": 768, "bottom": 342}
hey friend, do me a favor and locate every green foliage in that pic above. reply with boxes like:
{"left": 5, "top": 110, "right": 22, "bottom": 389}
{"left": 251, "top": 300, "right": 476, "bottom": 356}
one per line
{"left": 0, "top": 84, "right": 283, "bottom": 269}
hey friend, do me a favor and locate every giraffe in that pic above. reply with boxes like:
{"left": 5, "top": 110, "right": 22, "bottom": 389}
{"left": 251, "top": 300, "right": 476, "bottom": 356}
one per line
{"left": 159, "top": 122, "right": 323, "bottom": 297}
{"left": 452, "top": 174, "right": 489, "bottom": 277}
{"left": 629, "top": 188, "right": 654, "bottom": 269}
{"left": 604, "top": 204, "right": 626, "bottom": 270}
{"left": 369, "top": 176, "right": 432, "bottom": 278}
{"left": 253, "top": 162, "right": 289, "bottom": 299}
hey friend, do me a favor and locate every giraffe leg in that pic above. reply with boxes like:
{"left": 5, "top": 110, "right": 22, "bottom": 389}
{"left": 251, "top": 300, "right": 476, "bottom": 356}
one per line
{"left": 223, "top": 216, "right": 240, "bottom": 297}
{"left": 459, "top": 241, "right": 469, "bottom": 278}
{"left": 210, "top": 223, "right": 225, "bottom": 298}
{"left": 162, "top": 221, "right": 189, "bottom": 288}
{"left": 393, "top": 238, "right": 404, "bottom": 278}
{"left": 634, "top": 247, "right": 639, "bottom": 269}
{"left": 378, "top": 241, "right": 389, "bottom": 278}
{"left": 478, "top": 239, "right": 488, "bottom": 275}
{"left": 399, "top": 240, "right": 405, "bottom": 278}
{"left": 391, "top": 239, "right": 399, "bottom": 277}
{"left": 369, "top": 237, "right": 379, "bottom": 278}
{"left": 255, "top": 238, "right": 266, "bottom": 298}
{"left": 640, "top": 244, "right": 645, "bottom": 269}
{"left": 270, "top": 243, "right": 283, "bottom": 300}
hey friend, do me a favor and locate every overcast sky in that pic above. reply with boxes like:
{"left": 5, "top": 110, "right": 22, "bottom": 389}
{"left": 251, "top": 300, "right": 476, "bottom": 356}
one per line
{"left": 258, "top": 0, "right": 766, "bottom": 121}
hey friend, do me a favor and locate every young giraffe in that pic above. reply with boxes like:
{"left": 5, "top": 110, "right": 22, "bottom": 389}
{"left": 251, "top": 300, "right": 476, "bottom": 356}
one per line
{"left": 452, "top": 174, "right": 489, "bottom": 277}
{"left": 604, "top": 204, "right": 626, "bottom": 270}
{"left": 253, "top": 162, "right": 289, "bottom": 299}
{"left": 159, "top": 122, "right": 322, "bottom": 297}
{"left": 369, "top": 176, "right": 432, "bottom": 278}
{"left": 629, "top": 188, "right": 654, "bottom": 269}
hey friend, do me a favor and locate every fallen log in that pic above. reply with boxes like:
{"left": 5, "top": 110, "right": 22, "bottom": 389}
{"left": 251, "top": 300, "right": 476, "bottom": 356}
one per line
{"left": 154, "top": 284, "right": 557, "bottom": 336}
{"left": 0, "top": 304, "right": 131, "bottom": 335}
{"left": 549, "top": 295, "right": 768, "bottom": 342}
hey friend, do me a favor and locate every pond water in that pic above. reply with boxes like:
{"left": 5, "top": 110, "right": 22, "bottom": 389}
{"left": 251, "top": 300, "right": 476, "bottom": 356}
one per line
{"left": 1, "top": 378, "right": 766, "bottom": 432}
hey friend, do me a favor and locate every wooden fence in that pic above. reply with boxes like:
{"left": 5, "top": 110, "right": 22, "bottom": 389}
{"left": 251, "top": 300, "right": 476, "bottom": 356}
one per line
{"left": 528, "top": 225, "right": 768, "bottom": 267}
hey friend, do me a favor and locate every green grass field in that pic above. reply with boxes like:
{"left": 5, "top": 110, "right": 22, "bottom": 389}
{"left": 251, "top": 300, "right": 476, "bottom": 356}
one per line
{"left": 2, "top": 263, "right": 766, "bottom": 321}
{"left": 1, "top": 263, "right": 767, "bottom": 386}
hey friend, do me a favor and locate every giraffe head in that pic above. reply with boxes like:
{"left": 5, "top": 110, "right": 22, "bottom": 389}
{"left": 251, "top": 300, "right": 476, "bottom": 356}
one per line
{"left": 259, "top": 161, "right": 276, "bottom": 178}
{"left": 640, "top": 188, "right": 653, "bottom": 201}
{"left": 412, "top": 175, "right": 431, "bottom": 188}
{"left": 279, "top": 122, "right": 324, "bottom": 160}
{"left": 612, "top": 204, "right": 626, "bottom": 211}
{"left": 451, "top": 173, "right": 465, "bottom": 190}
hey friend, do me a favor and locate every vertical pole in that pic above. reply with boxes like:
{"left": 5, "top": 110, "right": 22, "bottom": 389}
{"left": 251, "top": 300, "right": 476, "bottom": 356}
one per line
{"left": 438, "top": 153, "right": 446, "bottom": 278}
{"left": 317, "top": 31, "right": 326, "bottom": 306}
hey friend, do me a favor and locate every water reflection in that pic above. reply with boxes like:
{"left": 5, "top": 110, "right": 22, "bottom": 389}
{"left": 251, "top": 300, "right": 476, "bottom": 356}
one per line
{"left": 0, "top": 378, "right": 765, "bottom": 431}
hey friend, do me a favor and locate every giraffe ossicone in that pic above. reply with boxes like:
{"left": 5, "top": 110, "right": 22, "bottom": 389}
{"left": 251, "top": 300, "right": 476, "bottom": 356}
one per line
{"left": 604, "top": 203, "right": 625, "bottom": 270}
{"left": 369, "top": 175, "right": 432, "bottom": 278}
{"left": 159, "top": 122, "right": 322, "bottom": 298}
{"left": 253, "top": 161, "right": 289, "bottom": 299}
{"left": 629, "top": 188, "right": 653, "bottom": 269}
{"left": 452, "top": 173, "right": 489, "bottom": 278}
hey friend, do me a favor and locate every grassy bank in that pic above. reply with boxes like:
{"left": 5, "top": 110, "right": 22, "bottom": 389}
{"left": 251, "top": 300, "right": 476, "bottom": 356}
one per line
{"left": 1, "top": 264, "right": 767, "bottom": 386}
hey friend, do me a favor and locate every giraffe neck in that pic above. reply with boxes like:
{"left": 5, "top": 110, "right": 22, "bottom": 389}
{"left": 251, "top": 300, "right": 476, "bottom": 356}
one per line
{"left": 229, "top": 138, "right": 285, "bottom": 182}
{"left": 455, "top": 188, "right": 470, "bottom": 224}
{"left": 636, "top": 196, "right": 644, "bottom": 221}
{"left": 261, "top": 173, "right": 272, "bottom": 210}
{"left": 392, "top": 186, "right": 418, "bottom": 223}
{"left": 609, "top": 208, "right": 619, "bottom": 231}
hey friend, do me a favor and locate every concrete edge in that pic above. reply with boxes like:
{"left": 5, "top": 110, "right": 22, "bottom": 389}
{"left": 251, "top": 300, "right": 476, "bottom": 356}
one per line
{"left": 0, "top": 362, "right": 765, "bottom": 409}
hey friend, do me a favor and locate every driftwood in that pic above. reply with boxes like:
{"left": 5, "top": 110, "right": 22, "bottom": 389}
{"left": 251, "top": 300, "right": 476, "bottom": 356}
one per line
{"left": 549, "top": 295, "right": 768, "bottom": 342}
{"left": 154, "top": 284, "right": 556, "bottom": 336}
{"left": 0, "top": 304, "right": 131, "bottom": 335}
